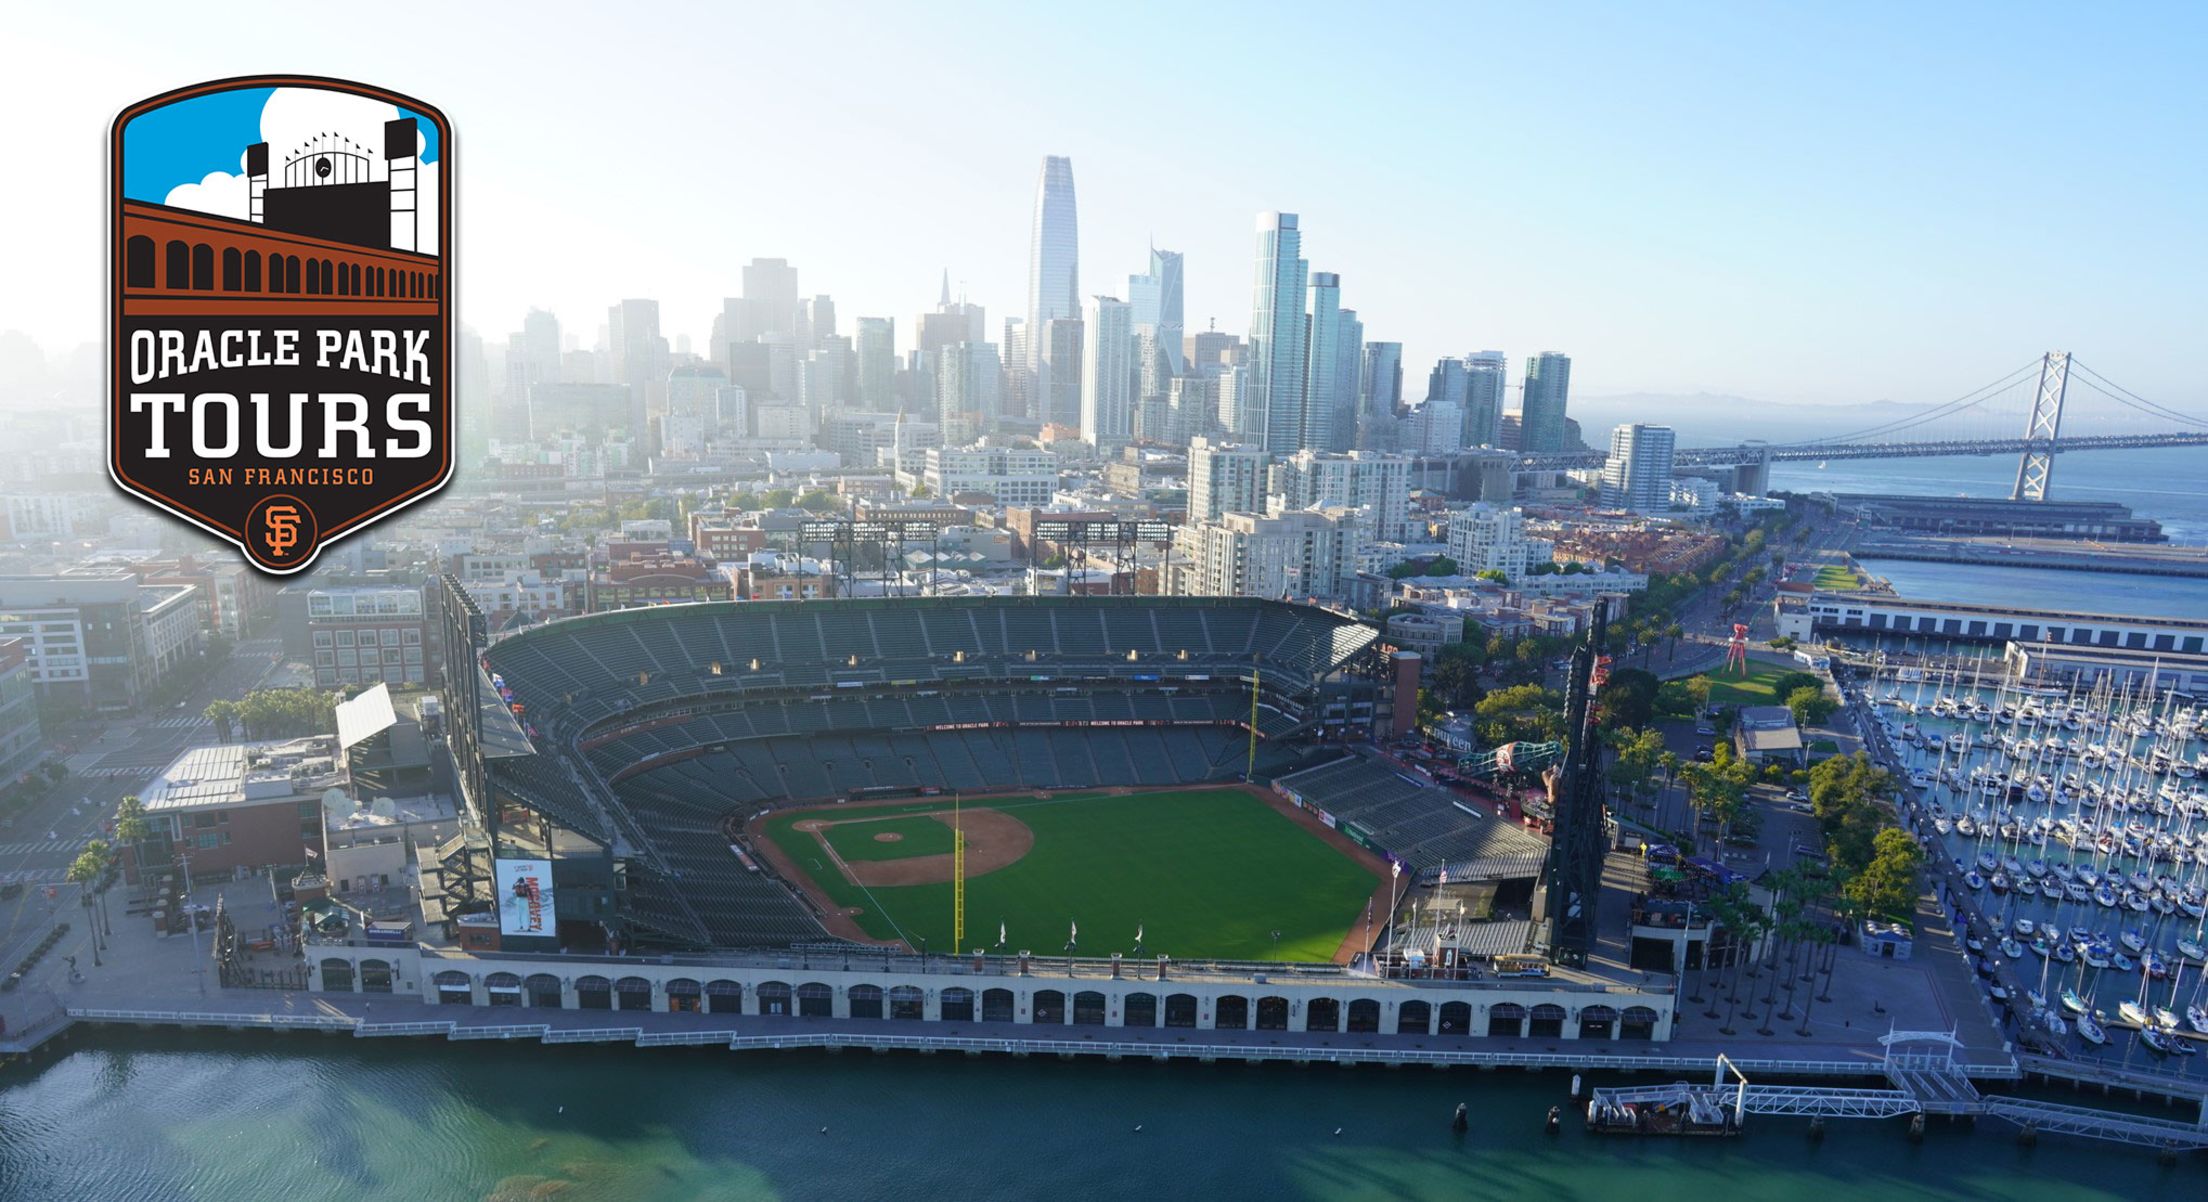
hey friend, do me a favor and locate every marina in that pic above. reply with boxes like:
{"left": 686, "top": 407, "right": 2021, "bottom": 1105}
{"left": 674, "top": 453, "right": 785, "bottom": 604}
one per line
{"left": 1858, "top": 664, "right": 2208, "bottom": 1076}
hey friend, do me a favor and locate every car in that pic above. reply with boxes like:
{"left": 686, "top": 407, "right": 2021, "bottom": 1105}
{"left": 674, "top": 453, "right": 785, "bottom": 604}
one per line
{"left": 1786, "top": 790, "right": 1808, "bottom": 803}
{"left": 1694, "top": 724, "right": 1716, "bottom": 736}
{"left": 1693, "top": 746, "right": 1714, "bottom": 762}
{"left": 0, "top": 881, "right": 22, "bottom": 900}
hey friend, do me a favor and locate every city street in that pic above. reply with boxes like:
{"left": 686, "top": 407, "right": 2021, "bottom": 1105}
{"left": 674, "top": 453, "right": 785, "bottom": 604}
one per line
{"left": 0, "top": 638, "right": 286, "bottom": 956}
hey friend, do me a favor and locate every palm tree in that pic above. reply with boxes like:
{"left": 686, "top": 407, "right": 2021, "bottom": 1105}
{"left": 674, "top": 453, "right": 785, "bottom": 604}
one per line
{"left": 1664, "top": 622, "right": 1685, "bottom": 663}
{"left": 203, "top": 698, "right": 238, "bottom": 743}
{"left": 113, "top": 795, "right": 150, "bottom": 885}
{"left": 1795, "top": 925, "right": 1838, "bottom": 1036}
{"left": 65, "top": 845, "right": 110, "bottom": 967}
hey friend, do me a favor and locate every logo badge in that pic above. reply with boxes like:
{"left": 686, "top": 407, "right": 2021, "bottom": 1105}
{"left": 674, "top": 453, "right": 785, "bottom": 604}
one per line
{"left": 109, "top": 76, "right": 454, "bottom": 574}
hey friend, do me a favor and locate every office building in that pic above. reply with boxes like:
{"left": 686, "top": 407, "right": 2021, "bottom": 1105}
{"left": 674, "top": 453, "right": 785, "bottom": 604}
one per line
{"left": 1025, "top": 156, "right": 1080, "bottom": 372}
{"left": 0, "top": 572, "right": 203, "bottom": 711}
{"left": 1079, "top": 295, "right": 1134, "bottom": 449}
{"left": 1445, "top": 503, "right": 1550, "bottom": 579}
{"left": 853, "top": 317, "right": 897, "bottom": 411}
{"left": 1247, "top": 212, "right": 1309, "bottom": 454}
{"left": 1361, "top": 341, "right": 1403, "bottom": 419}
{"left": 920, "top": 446, "right": 1059, "bottom": 507}
{"left": 1036, "top": 317, "right": 1085, "bottom": 431}
{"left": 738, "top": 258, "right": 800, "bottom": 342}
{"left": 1149, "top": 247, "right": 1185, "bottom": 377}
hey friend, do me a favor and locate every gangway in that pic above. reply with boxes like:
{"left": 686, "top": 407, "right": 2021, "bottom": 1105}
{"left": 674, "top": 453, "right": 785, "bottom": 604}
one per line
{"left": 1978, "top": 1097, "right": 2208, "bottom": 1151}
{"left": 1582, "top": 1034, "right": 2208, "bottom": 1153}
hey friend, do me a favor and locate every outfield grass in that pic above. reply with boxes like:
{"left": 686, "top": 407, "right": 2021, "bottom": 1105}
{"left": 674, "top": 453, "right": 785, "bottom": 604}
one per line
{"left": 822, "top": 813, "right": 959, "bottom": 862}
{"left": 1706, "top": 657, "right": 1800, "bottom": 707}
{"left": 763, "top": 789, "right": 1377, "bottom": 962}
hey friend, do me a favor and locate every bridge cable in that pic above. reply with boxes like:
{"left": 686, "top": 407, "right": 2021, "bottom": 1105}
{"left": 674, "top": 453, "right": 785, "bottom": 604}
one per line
{"left": 2067, "top": 361, "right": 2208, "bottom": 428}
{"left": 1786, "top": 359, "right": 2043, "bottom": 446}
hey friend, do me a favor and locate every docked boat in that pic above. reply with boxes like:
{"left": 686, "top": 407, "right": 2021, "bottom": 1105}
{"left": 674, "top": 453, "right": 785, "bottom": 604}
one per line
{"left": 2060, "top": 988, "right": 2089, "bottom": 1014}
{"left": 1999, "top": 937, "right": 2025, "bottom": 960}
{"left": 2118, "top": 999, "right": 2152, "bottom": 1027}
{"left": 2141, "top": 1026, "right": 2174, "bottom": 1056}
{"left": 2120, "top": 930, "right": 2146, "bottom": 955}
{"left": 2188, "top": 1005, "right": 2208, "bottom": 1035}
{"left": 2177, "top": 938, "right": 2207, "bottom": 963}
{"left": 2077, "top": 1013, "right": 2109, "bottom": 1045}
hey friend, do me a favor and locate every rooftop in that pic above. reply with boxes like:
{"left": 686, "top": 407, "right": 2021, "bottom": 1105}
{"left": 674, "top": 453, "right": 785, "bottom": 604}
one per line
{"left": 140, "top": 738, "right": 345, "bottom": 814}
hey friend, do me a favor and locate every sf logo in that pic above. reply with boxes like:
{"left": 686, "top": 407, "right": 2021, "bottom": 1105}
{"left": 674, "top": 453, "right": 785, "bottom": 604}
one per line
{"left": 264, "top": 504, "right": 302, "bottom": 557}
{"left": 245, "top": 495, "right": 317, "bottom": 571}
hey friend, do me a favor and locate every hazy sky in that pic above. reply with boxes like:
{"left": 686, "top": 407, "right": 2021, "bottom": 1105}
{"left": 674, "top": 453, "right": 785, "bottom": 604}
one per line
{"left": 8, "top": 2, "right": 2203, "bottom": 407}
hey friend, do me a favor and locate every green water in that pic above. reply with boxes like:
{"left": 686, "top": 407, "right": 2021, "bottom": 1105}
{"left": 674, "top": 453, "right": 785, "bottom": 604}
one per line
{"left": 0, "top": 1033, "right": 2192, "bottom": 1201}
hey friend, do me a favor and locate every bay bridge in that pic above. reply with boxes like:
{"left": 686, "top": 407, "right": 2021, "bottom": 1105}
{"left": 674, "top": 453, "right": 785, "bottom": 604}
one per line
{"left": 1515, "top": 352, "right": 2208, "bottom": 502}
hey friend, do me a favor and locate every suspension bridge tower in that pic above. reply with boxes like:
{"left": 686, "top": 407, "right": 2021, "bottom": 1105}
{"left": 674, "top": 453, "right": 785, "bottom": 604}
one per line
{"left": 2010, "top": 351, "right": 2071, "bottom": 502}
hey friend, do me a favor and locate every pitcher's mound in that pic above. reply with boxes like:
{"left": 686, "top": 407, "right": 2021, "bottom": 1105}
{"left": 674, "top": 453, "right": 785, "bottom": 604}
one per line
{"left": 873, "top": 832, "right": 904, "bottom": 844}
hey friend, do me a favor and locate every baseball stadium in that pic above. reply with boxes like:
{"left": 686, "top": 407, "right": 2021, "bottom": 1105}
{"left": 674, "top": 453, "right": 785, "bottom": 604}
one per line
{"left": 432, "top": 585, "right": 1422, "bottom": 961}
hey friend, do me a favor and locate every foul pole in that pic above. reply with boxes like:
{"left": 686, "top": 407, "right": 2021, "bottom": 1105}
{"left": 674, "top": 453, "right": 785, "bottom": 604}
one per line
{"left": 952, "top": 792, "right": 966, "bottom": 949}
{"left": 1246, "top": 661, "right": 1261, "bottom": 780}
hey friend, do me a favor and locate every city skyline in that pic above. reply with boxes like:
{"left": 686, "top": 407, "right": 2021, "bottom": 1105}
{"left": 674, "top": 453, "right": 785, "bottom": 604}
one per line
{"left": 4, "top": 3, "right": 2205, "bottom": 411}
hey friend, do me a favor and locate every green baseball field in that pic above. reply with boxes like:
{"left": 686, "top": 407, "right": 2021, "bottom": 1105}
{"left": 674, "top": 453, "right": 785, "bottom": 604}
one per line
{"left": 759, "top": 788, "right": 1381, "bottom": 962}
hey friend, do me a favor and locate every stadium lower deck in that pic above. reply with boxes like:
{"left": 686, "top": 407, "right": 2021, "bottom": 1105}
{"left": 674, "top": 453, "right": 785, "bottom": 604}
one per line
{"left": 437, "top": 593, "right": 1395, "bottom": 952}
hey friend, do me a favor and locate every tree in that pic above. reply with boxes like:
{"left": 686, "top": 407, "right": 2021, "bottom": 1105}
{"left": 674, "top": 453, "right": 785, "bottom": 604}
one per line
{"left": 796, "top": 489, "right": 839, "bottom": 513}
{"left": 1786, "top": 684, "right": 1836, "bottom": 727}
{"left": 66, "top": 843, "right": 112, "bottom": 967}
{"left": 1679, "top": 743, "right": 1754, "bottom": 853}
{"left": 1475, "top": 568, "right": 1508, "bottom": 585}
{"left": 113, "top": 794, "right": 153, "bottom": 885}
{"left": 1770, "top": 671, "right": 1824, "bottom": 703}
{"left": 1845, "top": 828, "right": 1922, "bottom": 922}
{"left": 1597, "top": 668, "right": 1660, "bottom": 730}
{"left": 1473, "top": 684, "right": 1565, "bottom": 747}
{"left": 1664, "top": 622, "right": 1685, "bottom": 662}
{"left": 1657, "top": 675, "right": 1712, "bottom": 718}
{"left": 203, "top": 698, "right": 239, "bottom": 743}
{"left": 1428, "top": 643, "right": 1484, "bottom": 712}
{"left": 761, "top": 488, "right": 796, "bottom": 509}
{"left": 1607, "top": 727, "right": 1665, "bottom": 811}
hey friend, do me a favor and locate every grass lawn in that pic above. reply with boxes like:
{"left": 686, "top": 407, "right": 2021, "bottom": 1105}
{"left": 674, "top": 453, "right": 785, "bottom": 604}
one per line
{"left": 762, "top": 789, "right": 1377, "bottom": 962}
{"left": 1706, "top": 657, "right": 1801, "bottom": 707}
{"left": 821, "top": 813, "right": 959, "bottom": 862}
{"left": 1812, "top": 565, "right": 1859, "bottom": 590}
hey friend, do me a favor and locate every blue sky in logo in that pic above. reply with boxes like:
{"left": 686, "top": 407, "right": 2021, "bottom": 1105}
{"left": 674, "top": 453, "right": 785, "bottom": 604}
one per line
{"left": 123, "top": 84, "right": 439, "bottom": 204}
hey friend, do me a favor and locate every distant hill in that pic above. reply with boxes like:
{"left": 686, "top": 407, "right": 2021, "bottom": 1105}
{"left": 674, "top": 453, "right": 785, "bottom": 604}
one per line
{"left": 1571, "top": 393, "right": 1933, "bottom": 446}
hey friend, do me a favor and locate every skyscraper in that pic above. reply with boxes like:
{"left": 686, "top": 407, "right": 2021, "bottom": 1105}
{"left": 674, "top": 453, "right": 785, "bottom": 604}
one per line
{"left": 1601, "top": 423, "right": 1676, "bottom": 512}
{"left": 1039, "top": 317, "right": 1084, "bottom": 431}
{"left": 1079, "top": 295, "right": 1133, "bottom": 449}
{"left": 1247, "top": 212, "right": 1309, "bottom": 455}
{"left": 738, "top": 258, "right": 799, "bottom": 342}
{"left": 1303, "top": 272, "right": 1343, "bottom": 452}
{"left": 1333, "top": 307, "right": 1363, "bottom": 454}
{"left": 1025, "top": 156, "right": 1079, "bottom": 372}
{"left": 1520, "top": 351, "right": 1572, "bottom": 452}
{"left": 1150, "top": 247, "right": 1185, "bottom": 378}
{"left": 1360, "top": 342, "right": 1402, "bottom": 417}
{"left": 607, "top": 298, "right": 663, "bottom": 440}
{"left": 854, "top": 317, "right": 896, "bottom": 410}
{"left": 1465, "top": 351, "right": 1506, "bottom": 448}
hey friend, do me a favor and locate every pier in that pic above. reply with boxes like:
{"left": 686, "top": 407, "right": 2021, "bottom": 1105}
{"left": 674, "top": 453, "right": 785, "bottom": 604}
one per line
{"left": 1586, "top": 1037, "right": 2208, "bottom": 1150}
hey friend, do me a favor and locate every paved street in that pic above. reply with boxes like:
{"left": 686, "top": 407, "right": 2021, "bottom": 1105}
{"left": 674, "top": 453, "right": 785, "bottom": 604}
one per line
{"left": 0, "top": 637, "right": 288, "bottom": 990}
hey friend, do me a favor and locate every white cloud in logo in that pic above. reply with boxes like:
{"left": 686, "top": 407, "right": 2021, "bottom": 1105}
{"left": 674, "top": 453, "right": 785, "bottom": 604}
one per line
{"left": 164, "top": 86, "right": 440, "bottom": 253}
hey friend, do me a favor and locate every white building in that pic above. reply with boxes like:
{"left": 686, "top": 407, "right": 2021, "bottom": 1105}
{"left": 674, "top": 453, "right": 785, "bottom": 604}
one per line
{"left": 1187, "top": 437, "right": 1269, "bottom": 526}
{"left": 920, "top": 446, "right": 1059, "bottom": 507}
{"left": 1444, "top": 503, "right": 1549, "bottom": 580}
{"left": 1601, "top": 423, "right": 1677, "bottom": 512}
{"left": 1405, "top": 396, "right": 1465, "bottom": 455}
{"left": 1266, "top": 449, "right": 1411, "bottom": 542}
{"left": 1172, "top": 509, "right": 1362, "bottom": 600}
{"left": 1079, "top": 295, "right": 1134, "bottom": 449}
